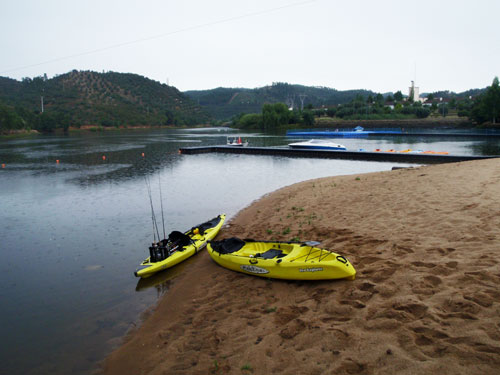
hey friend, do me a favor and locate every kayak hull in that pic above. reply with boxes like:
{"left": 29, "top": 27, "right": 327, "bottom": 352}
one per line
{"left": 207, "top": 238, "right": 355, "bottom": 281}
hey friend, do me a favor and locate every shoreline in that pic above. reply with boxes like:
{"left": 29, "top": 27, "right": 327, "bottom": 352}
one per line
{"left": 102, "top": 158, "right": 500, "bottom": 374}
{"left": 3, "top": 117, "right": 499, "bottom": 138}
{"left": 313, "top": 116, "right": 475, "bottom": 129}
{"left": 0, "top": 124, "right": 205, "bottom": 138}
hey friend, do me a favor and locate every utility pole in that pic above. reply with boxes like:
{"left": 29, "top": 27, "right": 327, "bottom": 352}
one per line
{"left": 41, "top": 73, "right": 47, "bottom": 113}
{"left": 299, "top": 94, "right": 306, "bottom": 111}
{"left": 286, "top": 95, "right": 295, "bottom": 110}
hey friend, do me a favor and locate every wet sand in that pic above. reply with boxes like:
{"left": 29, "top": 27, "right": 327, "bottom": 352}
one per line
{"left": 102, "top": 158, "right": 500, "bottom": 375}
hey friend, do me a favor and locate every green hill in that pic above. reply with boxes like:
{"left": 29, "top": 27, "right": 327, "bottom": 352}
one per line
{"left": 0, "top": 71, "right": 210, "bottom": 131}
{"left": 184, "top": 82, "right": 377, "bottom": 120}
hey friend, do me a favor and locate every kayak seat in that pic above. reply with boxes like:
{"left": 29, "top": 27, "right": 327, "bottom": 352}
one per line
{"left": 255, "top": 249, "right": 285, "bottom": 259}
{"left": 193, "top": 216, "right": 221, "bottom": 235}
{"left": 210, "top": 238, "right": 246, "bottom": 254}
{"left": 168, "top": 231, "right": 193, "bottom": 249}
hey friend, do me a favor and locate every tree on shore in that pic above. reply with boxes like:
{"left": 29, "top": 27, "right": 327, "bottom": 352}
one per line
{"left": 394, "top": 91, "right": 404, "bottom": 102}
{"left": 0, "top": 102, "right": 24, "bottom": 131}
{"left": 262, "top": 103, "right": 290, "bottom": 129}
{"left": 470, "top": 77, "right": 500, "bottom": 124}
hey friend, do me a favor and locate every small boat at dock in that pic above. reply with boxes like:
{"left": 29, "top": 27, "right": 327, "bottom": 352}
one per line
{"left": 288, "top": 139, "right": 347, "bottom": 150}
{"left": 227, "top": 136, "right": 248, "bottom": 147}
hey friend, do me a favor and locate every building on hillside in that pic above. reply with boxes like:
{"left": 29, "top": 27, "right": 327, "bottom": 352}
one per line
{"left": 385, "top": 101, "right": 395, "bottom": 110}
{"left": 423, "top": 97, "right": 450, "bottom": 107}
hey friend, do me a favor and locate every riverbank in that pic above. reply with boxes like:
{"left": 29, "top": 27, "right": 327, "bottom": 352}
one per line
{"left": 0, "top": 124, "right": 210, "bottom": 137}
{"left": 102, "top": 158, "right": 500, "bottom": 375}
{"left": 314, "top": 116, "right": 474, "bottom": 128}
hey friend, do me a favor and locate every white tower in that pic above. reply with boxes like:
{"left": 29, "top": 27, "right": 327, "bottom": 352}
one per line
{"left": 409, "top": 80, "right": 420, "bottom": 102}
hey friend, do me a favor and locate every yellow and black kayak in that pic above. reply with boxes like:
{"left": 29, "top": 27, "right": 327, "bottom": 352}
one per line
{"left": 207, "top": 238, "right": 355, "bottom": 281}
{"left": 135, "top": 214, "right": 225, "bottom": 278}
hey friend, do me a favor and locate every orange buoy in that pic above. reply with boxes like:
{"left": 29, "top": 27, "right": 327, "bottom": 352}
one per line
{"left": 102, "top": 155, "right": 106, "bottom": 161}
{"left": 1, "top": 163, "right": 5, "bottom": 168}
{"left": 141, "top": 152, "right": 145, "bottom": 157}
{"left": 56, "top": 160, "right": 60, "bottom": 164}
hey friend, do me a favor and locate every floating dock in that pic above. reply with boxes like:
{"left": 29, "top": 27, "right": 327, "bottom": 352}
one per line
{"left": 179, "top": 146, "right": 496, "bottom": 164}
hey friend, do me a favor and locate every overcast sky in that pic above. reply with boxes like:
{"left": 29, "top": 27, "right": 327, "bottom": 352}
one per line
{"left": 1, "top": 0, "right": 499, "bottom": 94}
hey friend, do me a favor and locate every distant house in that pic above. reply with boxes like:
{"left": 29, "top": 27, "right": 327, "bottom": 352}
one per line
{"left": 385, "top": 101, "right": 395, "bottom": 110}
{"left": 423, "top": 98, "right": 450, "bottom": 107}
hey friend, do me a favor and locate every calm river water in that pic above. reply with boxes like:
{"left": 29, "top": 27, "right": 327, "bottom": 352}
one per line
{"left": 0, "top": 128, "right": 498, "bottom": 375}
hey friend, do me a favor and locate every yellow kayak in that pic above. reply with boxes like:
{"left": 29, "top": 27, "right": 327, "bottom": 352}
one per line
{"left": 207, "top": 238, "right": 355, "bottom": 281}
{"left": 135, "top": 214, "right": 225, "bottom": 278}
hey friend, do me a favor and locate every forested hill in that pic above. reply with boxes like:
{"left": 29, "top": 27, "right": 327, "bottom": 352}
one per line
{"left": 184, "top": 83, "right": 377, "bottom": 120}
{"left": 0, "top": 71, "right": 210, "bottom": 129}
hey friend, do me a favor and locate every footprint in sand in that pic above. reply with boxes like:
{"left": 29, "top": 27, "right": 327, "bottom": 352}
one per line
{"left": 423, "top": 275, "right": 442, "bottom": 287}
{"left": 334, "top": 358, "right": 367, "bottom": 374}
{"left": 463, "top": 292, "right": 493, "bottom": 308}
{"left": 274, "top": 305, "right": 309, "bottom": 325}
{"left": 426, "top": 247, "right": 456, "bottom": 255}
{"left": 393, "top": 301, "right": 429, "bottom": 319}
{"left": 358, "top": 281, "right": 376, "bottom": 291}
{"left": 392, "top": 243, "right": 414, "bottom": 255}
{"left": 279, "top": 318, "right": 307, "bottom": 339}
{"left": 411, "top": 261, "right": 437, "bottom": 268}
{"left": 368, "top": 300, "right": 428, "bottom": 323}
{"left": 412, "top": 326, "right": 449, "bottom": 348}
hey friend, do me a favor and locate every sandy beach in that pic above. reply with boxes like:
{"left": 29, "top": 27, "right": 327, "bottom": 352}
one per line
{"left": 102, "top": 158, "right": 500, "bottom": 375}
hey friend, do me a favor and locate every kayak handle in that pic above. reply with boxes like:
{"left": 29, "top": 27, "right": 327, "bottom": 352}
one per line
{"left": 336, "top": 255, "right": 348, "bottom": 264}
{"left": 249, "top": 259, "right": 258, "bottom": 265}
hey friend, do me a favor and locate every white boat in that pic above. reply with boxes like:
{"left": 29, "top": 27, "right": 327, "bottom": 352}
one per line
{"left": 288, "top": 139, "right": 346, "bottom": 150}
{"left": 227, "top": 136, "right": 248, "bottom": 147}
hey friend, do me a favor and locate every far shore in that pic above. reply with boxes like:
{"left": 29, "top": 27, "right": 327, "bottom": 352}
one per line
{"left": 313, "top": 116, "right": 474, "bottom": 128}
{"left": 102, "top": 158, "right": 500, "bottom": 375}
{"left": 0, "top": 124, "right": 189, "bottom": 137}
{"left": 3, "top": 117, "right": 499, "bottom": 138}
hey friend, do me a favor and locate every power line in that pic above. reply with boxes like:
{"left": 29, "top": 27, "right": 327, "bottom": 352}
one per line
{"left": 1, "top": 0, "right": 318, "bottom": 75}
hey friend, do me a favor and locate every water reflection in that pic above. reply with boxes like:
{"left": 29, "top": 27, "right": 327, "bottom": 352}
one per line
{"left": 135, "top": 256, "right": 197, "bottom": 293}
{"left": 467, "top": 140, "right": 500, "bottom": 155}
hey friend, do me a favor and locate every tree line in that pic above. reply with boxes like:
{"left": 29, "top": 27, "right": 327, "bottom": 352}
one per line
{"left": 469, "top": 77, "right": 500, "bottom": 124}
{"left": 230, "top": 77, "right": 500, "bottom": 130}
{"left": 2, "top": 75, "right": 499, "bottom": 134}
{"left": 232, "top": 103, "right": 316, "bottom": 130}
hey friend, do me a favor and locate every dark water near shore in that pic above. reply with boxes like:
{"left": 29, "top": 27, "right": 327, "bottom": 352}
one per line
{"left": 0, "top": 128, "right": 498, "bottom": 375}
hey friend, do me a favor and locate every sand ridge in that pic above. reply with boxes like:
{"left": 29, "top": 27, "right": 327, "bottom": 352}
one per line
{"left": 102, "top": 158, "right": 500, "bottom": 375}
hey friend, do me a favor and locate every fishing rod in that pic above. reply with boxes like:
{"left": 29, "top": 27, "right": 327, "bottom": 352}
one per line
{"left": 158, "top": 173, "right": 166, "bottom": 241}
{"left": 144, "top": 175, "right": 161, "bottom": 243}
